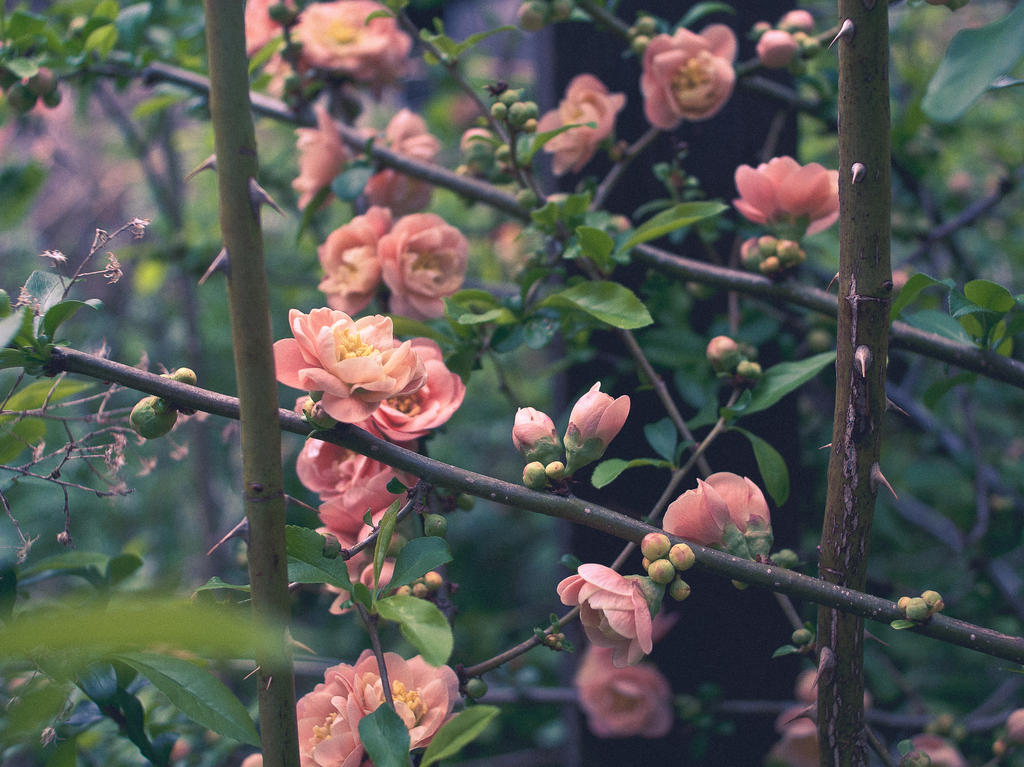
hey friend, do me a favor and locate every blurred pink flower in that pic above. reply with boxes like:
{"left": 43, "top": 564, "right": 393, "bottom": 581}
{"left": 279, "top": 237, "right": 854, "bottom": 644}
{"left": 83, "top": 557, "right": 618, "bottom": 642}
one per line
{"left": 364, "top": 109, "right": 441, "bottom": 215}
{"left": 317, "top": 206, "right": 392, "bottom": 314}
{"left": 908, "top": 735, "right": 967, "bottom": 767}
{"left": 512, "top": 407, "right": 562, "bottom": 465}
{"left": 563, "top": 382, "right": 630, "bottom": 475}
{"left": 293, "top": 103, "right": 351, "bottom": 210}
{"left": 641, "top": 25, "right": 737, "bottom": 130}
{"left": 575, "top": 644, "right": 673, "bottom": 738}
{"left": 292, "top": 0, "right": 411, "bottom": 89}
{"left": 557, "top": 563, "right": 654, "bottom": 667}
{"left": 757, "top": 29, "right": 799, "bottom": 69}
{"left": 733, "top": 156, "right": 840, "bottom": 237}
{"left": 274, "top": 308, "right": 426, "bottom": 423}
{"left": 778, "top": 10, "right": 815, "bottom": 32}
{"left": 766, "top": 706, "right": 819, "bottom": 767}
{"left": 662, "top": 478, "right": 731, "bottom": 546}
{"left": 379, "top": 213, "right": 468, "bottom": 320}
{"left": 536, "top": 74, "right": 626, "bottom": 175}
{"left": 244, "top": 0, "right": 287, "bottom": 55}
{"left": 239, "top": 754, "right": 263, "bottom": 767}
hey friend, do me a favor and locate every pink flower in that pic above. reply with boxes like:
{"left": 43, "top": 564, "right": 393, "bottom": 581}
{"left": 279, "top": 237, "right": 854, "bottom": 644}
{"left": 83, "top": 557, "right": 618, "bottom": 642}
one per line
{"left": 766, "top": 707, "right": 819, "bottom": 767}
{"left": 378, "top": 213, "right": 468, "bottom": 320}
{"left": 757, "top": 29, "right": 799, "bottom": 69}
{"left": 1007, "top": 708, "right": 1024, "bottom": 745}
{"left": 292, "top": 0, "right": 411, "bottom": 89}
{"left": 274, "top": 308, "right": 427, "bottom": 423}
{"left": 297, "top": 649, "right": 459, "bottom": 767}
{"left": 362, "top": 338, "right": 466, "bottom": 441}
{"left": 908, "top": 735, "right": 968, "bottom": 767}
{"left": 778, "top": 10, "right": 815, "bottom": 32}
{"left": 704, "top": 471, "right": 771, "bottom": 534}
{"left": 662, "top": 478, "right": 731, "bottom": 546}
{"left": 364, "top": 109, "right": 441, "bottom": 215}
{"left": 512, "top": 407, "right": 562, "bottom": 465}
{"left": 574, "top": 645, "right": 673, "bottom": 738}
{"left": 641, "top": 25, "right": 737, "bottom": 130}
{"left": 293, "top": 104, "right": 351, "bottom": 210}
{"left": 563, "top": 382, "right": 630, "bottom": 475}
{"left": 536, "top": 74, "right": 626, "bottom": 175}
{"left": 733, "top": 156, "right": 840, "bottom": 237}
{"left": 557, "top": 563, "right": 654, "bottom": 667}
{"left": 239, "top": 754, "right": 263, "bottom": 767}
{"left": 244, "top": 0, "right": 287, "bottom": 55}
{"left": 317, "top": 206, "right": 392, "bottom": 314}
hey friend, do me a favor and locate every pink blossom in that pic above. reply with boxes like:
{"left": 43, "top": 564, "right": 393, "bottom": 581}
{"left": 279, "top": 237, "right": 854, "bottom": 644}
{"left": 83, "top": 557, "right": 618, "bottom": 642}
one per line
{"left": 274, "top": 308, "right": 426, "bottom": 423}
{"left": 293, "top": 104, "right": 351, "bottom": 210}
{"left": 574, "top": 644, "right": 673, "bottom": 738}
{"left": 641, "top": 25, "right": 737, "bottom": 130}
{"left": 536, "top": 74, "right": 626, "bottom": 175}
{"left": 778, "top": 10, "right": 815, "bottom": 32}
{"left": 244, "top": 0, "right": 287, "bottom": 56}
{"left": 704, "top": 472, "right": 771, "bottom": 533}
{"left": 239, "top": 754, "right": 263, "bottom": 767}
{"left": 662, "top": 478, "right": 731, "bottom": 546}
{"left": 908, "top": 735, "right": 968, "bottom": 767}
{"left": 757, "top": 29, "right": 799, "bottom": 69}
{"left": 378, "top": 213, "right": 468, "bottom": 320}
{"left": 557, "top": 563, "right": 654, "bottom": 667}
{"left": 362, "top": 338, "right": 466, "bottom": 441}
{"left": 364, "top": 109, "right": 441, "bottom": 215}
{"left": 512, "top": 407, "right": 562, "bottom": 465}
{"left": 1007, "top": 708, "right": 1024, "bottom": 745}
{"left": 297, "top": 649, "right": 459, "bottom": 767}
{"left": 317, "top": 207, "right": 392, "bottom": 314}
{"left": 292, "top": 0, "right": 411, "bottom": 89}
{"left": 733, "top": 156, "right": 840, "bottom": 237}
{"left": 563, "top": 382, "right": 630, "bottom": 475}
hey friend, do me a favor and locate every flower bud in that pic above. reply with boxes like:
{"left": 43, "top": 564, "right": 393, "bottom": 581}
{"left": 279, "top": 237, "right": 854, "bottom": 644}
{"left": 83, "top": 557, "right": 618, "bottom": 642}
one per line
{"left": 130, "top": 396, "right": 178, "bottom": 439}
{"left": 423, "top": 571, "right": 444, "bottom": 591}
{"left": 423, "top": 513, "right": 448, "bottom": 537}
{"left": 668, "top": 542, "right": 696, "bottom": 571}
{"left": 464, "top": 678, "right": 488, "bottom": 699}
{"left": 920, "top": 590, "right": 944, "bottom": 611}
{"left": 550, "top": 0, "right": 572, "bottom": 21}
{"left": 507, "top": 101, "right": 534, "bottom": 128}
{"left": 166, "top": 367, "right": 198, "bottom": 386}
{"left": 302, "top": 398, "right": 338, "bottom": 429}
{"left": 499, "top": 88, "right": 524, "bottom": 107}
{"left": 545, "top": 460, "right": 565, "bottom": 479}
{"left": 1005, "top": 709, "right": 1024, "bottom": 745}
{"left": 647, "top": 558, "right": 676, "bottom": 585}
{"left": 517, "top": 2, "right": 547, "bottom": 31}
{"left": 706, "top": 335, "right": 741, "bottom": 373}
{"left": 634, "top": 14, "right": 657, "bottom": 36}
{"left": 26, "top": 68, "right": 56, "bottom": 97}
{"left": 756, "top": 29, "right": 799, "bottom": 69}
{"left": 516, "top": 189, "right": 539, "bottom": 208}
{"left": 904, "top": 597, "right": 930, "bottom": 621}
{"left": 735, "top": 360, "right": 762, "bottom": 381}
{"left": 759, "top": 256, "right": 781, "bottom": 274}
{"left": 412, "top": 582, "right": 430, "bottom": 598}
{"left": 456, "top": 494, "right": 475, "bottom": 510}
{"left": 523, "top": 461, "right": 549, "bottom": 490}
{"left": 641, "top": 556, "right": 650, "bottom": 571}
{"left": 513, "top": 407, "right": 563, "bottom": 465}
{"left": 630, "top": 35, "right": 650, "bottom": 56}
{"left": 641, "top": 532, "right": 672, "bottom": 561}
{"left": 771, "top": 548, "right": 799, "bottom": 569}
{"left": 395, "top": 585, "right": 413, "bottom": 597}
{"left": 490, "top": 101, "right": 508, "bottom": 121}
{"left": 563, "top": 382, "right": 630, "bottom": 476}
{"left": 757, "top": 235, "right": 778, "bottom": 256}
{"left": 740, "top": 237, "right": 763, "bottom": 270}
{"left": 897, "top": 596, "right": 912, "bottom": 611}
{"left": 778, "top": 10, "right": 815, "bottom": 32}
{"left": 668, "top": 576, "right": 691, "bottom": 601}
{"left": 791, "top": 628, "right": 813, "bottom": 646}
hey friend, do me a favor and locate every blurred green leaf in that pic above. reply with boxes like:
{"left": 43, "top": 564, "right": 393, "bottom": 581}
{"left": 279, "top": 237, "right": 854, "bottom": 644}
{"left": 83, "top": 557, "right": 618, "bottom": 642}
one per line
{"left": 903, "top": 309, "right": 973, "bottom": 345}
{"left": 358, "top": 704, "right": 410, "bottom": 767}
{"left": 193, "top": 577, "right": 250, "bottom": 594}
{"left": 0, "top": 163, "right": 47, "bottom": 229}
{"left": 540, "top": 281, "right": 653, "bottom": 329}
{"left": 387, "top": 536, "right": 452, "bottom": 593}
{"left": 575, "top": 226, "right": 615, "bottom": 271}
{"left": 84, "top": 23, "right": 119, "bottom": 58}
{"left": 420, "top": 706, "right": 500, "bottom": 767}
{"left": 771, "top": 644, "right": 800, "bottom": 658}
{"left": 374, "top": 500, "right": 401, "bottom": 592}
{"left": 964, "top": 279, "right": 1016, "bottom": 313}
{"left": 375, "top": 594, "right": 453, "bottom": 666}
{"left": 618, "top": 202, "right": 727, "bottom": 254}
{"left": 731, "top": 427, "right": 789, "bottom": 506}
{"left": 330, "top": 163, "right": 374, "bottom": 202}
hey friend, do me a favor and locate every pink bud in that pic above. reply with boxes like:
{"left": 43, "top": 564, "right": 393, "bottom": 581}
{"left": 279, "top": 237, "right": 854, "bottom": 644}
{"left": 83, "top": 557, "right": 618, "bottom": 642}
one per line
{"left": 662, "top": 478, "right": 731, "bottom": 546}
{"left": 757, "top": 29, "right": 799, "bottom": 69}
{"left": 512, "top": 407, "right": 563, "bottom": 465}
{"left": 778, "top": 10, "right": 815, "bottom": 32}
{"left": 1006, "top": 709, "right": 1024, "bottom": 745}
{"left": 563, "top": 382, "right": 630, "bottom": 474}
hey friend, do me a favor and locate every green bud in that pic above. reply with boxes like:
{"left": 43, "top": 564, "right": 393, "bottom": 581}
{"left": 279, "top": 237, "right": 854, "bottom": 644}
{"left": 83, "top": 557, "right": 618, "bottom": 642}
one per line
{"left": 499, "top": 88, "right": 524, "bottom": 106}
{"left": 920, "top": 590, "right": 944, "bottom": 611}
{"left": 758, "top": 255, "right": 782, "bottom": 274}
{"left": 668, "top": 542, "right": 696, "bottom": 571}
{"left": 164, "top": 367, "right": 198, "bottom": 386}
{"left": 517, "top": 2, "right": 547, "bottom": 32}
{"left": 516, "top": 188, "right": 539, "bottom": 209}
{"left": 522, "top": 117, "right": 538, "bottom": 133}
{"left": 897, "top": 595, "right": 912, "bottom": 611}
{"left": 736, "top": 360, "right": 762, "bottom": 381}
{"left": 423, "top": 513, "right": 448, "bottom": 537}
{"left": 641, "top": 532, "right": 672, "bottom": 561}
{"left": 791, "top": 628, "right": 813, "bottom": 645}
{"left": 302, "top": 399, "right": 338, "bottom": 429}
{"left": 771, "top": 548, "right": 799, "bottom": 569}
{"left": 464, "top": 678, "right": 488, "bottom": 699}
{"left": 26, "top": 68, "right": 56, "bottom": 97}
{"left": 322, "top": 535, "right": 342, "bottom": 559}
{"left": 647, "top": 558, "right": 676, "bottom": 585}
{"left": 423, "top": 571, "right": 444, "bottom": 591}
{"left": 630, "top": 35, "right": 650, "bottom": 56}
{"left": 522, "top": 461, "right": 548, "bottom": 490}
{"left": 130, "top": 396, "right": 178, "bottom": 439}
{"left": 456, "top": 494, "right": 475, "bottom": 511}
{"left": 6, "top": 82, "right": 37, "bottom": 113}
{"left": 412, "top": 582, "right": 429, "bottom": 598}
{"left": 668, "top": 577, "right": 691, "bottom": 601}
{"left": 757, "top": 235, "right": 778, "bottom": 256}
{"left": 634, "top": 14, "right": 657, "bottom": 36}
{"left": 904, "top": 597, "right": 930, "bottom": 621}
{"left": 550, "top": 0, "right": 573, "bottom": 21}
{"left": 490, "top": 101, "right": 508, "bottom": 121}
{"left": 494, "top": 144, "right": 511, "bottom": 163}
{"left": 544, "top": 460, "right": 565, "bottom": 479}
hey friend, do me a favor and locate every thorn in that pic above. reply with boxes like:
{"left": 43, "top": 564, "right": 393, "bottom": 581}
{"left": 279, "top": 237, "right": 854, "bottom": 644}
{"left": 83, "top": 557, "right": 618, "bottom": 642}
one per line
{"left": 243, "top": 665, "right": 260, "bottom": 681}
{"left": 287, "top": 633, "right": 317, "bottom": 655}
{"left": 885, "top": 397, "right": 909, "bottom": 417}
{"left": 207, "top": 514, "right": 247, "bottom": 555}
{"left": 199, "top": 248, "right": 230, "bottom": 286}
{"left": 816, "top": 646, "right": 836, "bottom": 685}
{"left": 818, "top": 442, "right": 832, "bottom": 450}
{"left": 851, "top": 162, "right": 866, "bottom": 184}
{"left": 870, "top": 462, "right": 898, "bottom": 499}
{"left": 854, "top": 345, "right": 872, "bottom": 378}
{"left": 249, "top": 177, "right": 284, "bottom": 216}
{"left": 829, "top": 18, "right": 854, "bottom": 48}
{"left": 266, "top": 675, "right": 273, "bottom": 691}
{"left": 826, "top": 272, "right": 840, "bottom": 292}
{"left": 185, "top": 154, "right": 216, "bottom": 181}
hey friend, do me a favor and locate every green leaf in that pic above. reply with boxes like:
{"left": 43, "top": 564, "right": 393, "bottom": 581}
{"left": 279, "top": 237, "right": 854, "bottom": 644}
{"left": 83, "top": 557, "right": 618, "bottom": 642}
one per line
{"left": 0, "top": 164, "right": 47, "bottom": 230}
{"left": 590, "top": 457, "right": 673, "bottom": 489}
{"left": 358, "top": 704, "right": 410, "bottom": 767}
{"left": 743, "top": 351, "right": 835, "bottom": 417}
{"left": 17, "top": 550, "right": 110, "bottom": 578}
{"left": 23, "top": 270, "right": 65, "bottom": 317}
{"left": 420, "top": 706, "right": 500, "bottom": 767}
{"left": 373, "top": 500, "right": 401, "bottom": 592}
{"left": 523, "top": 121, "right": 596, "bottom": 164}
{"left": 387, "top": 537, "right": 452, "bottom": 593}
{"left": 921, "top": 2, "right": 1024, "bottom": 123}
{"left": 617, "top": 202, "right": 727, "bottom": 254}
{"left": 84, "top": 23, "right": 119, "bottom": 58}
{"left": 0, "top": 418, "right": 46, "bottom": 463}
{"left": 113, "top": 651, "right": 259, "bottom": 746}
{"left": 42, "top": 299, "right": 102, "bottom": 338}
{"left": 374, "top": 594, "right": 453, "bottom": 666}
{"left": 540, "top": 281, "right": 653, "bottom": 329}
{"left": 0, "top": 564, "right": 16, "bottom": 623}
{"left": 1, "top": 378, "right": 93, "bottom": 416}
{"left": 193, "top": 577, "right": 251, "bottom": 595}
{"left": 902, "top": 309, "right": 974, "bottom": 345}
{"left": 731, "top": 427, "right": 789, "bottom": 506}
{"left": 106, "top": 553, "right": 143, "bottom": 586}
{"left": 330, "top": 163, "right": 374, "bottom": 202}
{"left": 771, "top": 644, "right": 800, "bottom": 659}
{"left": 643, "top": 417, "right": 678, "bottom": 463}
{"left": 0, "top": 308, "right": 30, "bottom": 350}
{"left": 890, "top": 619, "right": 916, "bottom": 631}
{"left": 575, "top": 226, "right": 615, "bottom": 271}
{"left": 889, "top": 273, "right": 954, "bottom": 320}
{"left": 284, "top": 525, "right": 353, "bottom": 590}
{"left": 964, "top": 279, "right": 1016, "bottom": 313}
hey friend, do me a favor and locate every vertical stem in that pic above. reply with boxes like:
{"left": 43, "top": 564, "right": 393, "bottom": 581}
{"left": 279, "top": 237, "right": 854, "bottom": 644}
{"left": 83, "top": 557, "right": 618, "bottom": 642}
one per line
{"left": 816, "top": 2, "right": 892, "bottom": 766}
{"left": 202, "top": 4, "right": 299, "bottom": 765}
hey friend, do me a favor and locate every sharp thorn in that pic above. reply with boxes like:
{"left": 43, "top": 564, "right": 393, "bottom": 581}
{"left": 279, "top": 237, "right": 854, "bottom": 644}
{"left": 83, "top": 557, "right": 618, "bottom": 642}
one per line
{"left": 818, "top": 442, "right": 832, "bottom": 450}
{"left": 207, "top": 514, "right": 247, "bottom": 555}
{"left": 243, "top": 665, "right": 260, "bottom": 681}
{"left": 885, "top": 397, "right": 910, "bottom": 417}
{"left": 870, "top": 462, "right": 898, "bottom": 499}
{"left": 829, "top": 18, "right": 854, "bottom": 49}
{"left": 816, "top": 646, "right": 836, "bottom": 685}
{"left": 199, "top": 248, "right": 230, "bottom": 286}
{"left": 185, "top": 154, "right": 216, "bottom": 181}
{"left": 249, "top": 177, "right": 284, "bottom": 216}
{"left": 854, "top": 345, "right": 872, "bottom": 378}
{"left": 826, "top": 272, "right": 840, "bottom": 292}
{"left": 851, "top": 163, "right": 866, "bottom": 184}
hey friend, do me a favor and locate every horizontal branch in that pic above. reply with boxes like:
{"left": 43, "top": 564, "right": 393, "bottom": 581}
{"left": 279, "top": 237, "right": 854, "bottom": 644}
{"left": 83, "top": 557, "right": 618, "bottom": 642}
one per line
{"left": 47, "top": 346, "right": 1024, "bottom": 665}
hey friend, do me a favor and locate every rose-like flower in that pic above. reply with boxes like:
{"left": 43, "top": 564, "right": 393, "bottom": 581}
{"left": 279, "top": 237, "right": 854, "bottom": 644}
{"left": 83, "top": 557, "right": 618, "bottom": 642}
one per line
{"left": 536, "top": 74, "right": 626, "bottom": 175}
{"left": 663, "top": 473, "right": 772, "bottom": 555}
{"left": 908, "top": 735, "right": 968, "bottom": 767}
{"left": 297, "top": 649, "right": 459, "bottom": 767}
{"left": 364, "top": 109, "right": 442, "bottom": 215}
{"left": 705, "top": 472, "right": 771, "bottom": 534}
{"left": 733, "top": 156, "right": 840, "bottom": 237}
{"left": 274, "top": 308, "right": 426, "bottom": 423}
{"left": 513, "top": 407, "right": 563, "bottom": 465}
{"left": 556, "top": 563, "right": 655, "bottom": 667}
{"left": 293, "top": 0, "right": 411, "bottom": 90}
{"left": 378, "top": 213, "right": 468, "bottom": 320}
{"left": 641, "top": 24, "right": 737, "bottom": 130}
{"left": 293, "top": 104, "right": 351, "bottom": 210}
{"left": 362, "top": 338, "right": 466, "bottom": 441}
{"left": 574, "top": 644, "right": 673, "bottom": 738}
{"left": 563, "top": 382, "right": 630, "bottom": 475}
{"left": 662, "top": 478, "right": 731, "bottom": 546}
{"left": 318, "top": 207, "right": 391, "bottom": 314}
{"left": 757, "top": 29, "right": 799, "bottom": 69}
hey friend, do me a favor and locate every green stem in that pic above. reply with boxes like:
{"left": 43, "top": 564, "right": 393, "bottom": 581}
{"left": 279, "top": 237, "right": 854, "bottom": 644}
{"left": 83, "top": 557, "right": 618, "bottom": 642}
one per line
{"left": 202, "top": 4, "right": 298, "bottom": 765}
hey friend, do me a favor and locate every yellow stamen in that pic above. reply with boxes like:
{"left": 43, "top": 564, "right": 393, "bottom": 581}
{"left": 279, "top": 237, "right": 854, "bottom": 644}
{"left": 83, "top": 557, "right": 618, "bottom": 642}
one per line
{"left": 387, "top": 393, "right": 421, "bottom": 416}
{"left": 390, "top": 680, "right": 427, "bottom": 723}
{"left": 671, "top": 51, "right": 713, "bottom": 96}
{"left": 329, "top": 21, "right": 361, "bottom": 45}
{"left": 312, "top": 712, "right": 337, "bottom": 743}
{"left": 333, "top": 327, "right": 377, "bottom": 361}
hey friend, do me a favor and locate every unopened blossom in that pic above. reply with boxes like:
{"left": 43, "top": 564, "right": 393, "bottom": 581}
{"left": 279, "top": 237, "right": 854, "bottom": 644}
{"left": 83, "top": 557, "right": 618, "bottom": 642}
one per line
{"left": 757, "top": 29, "right": 799, "bottom": 69}
{"left": 274, "top": 308, "right": 426, "bottom": 423}
{"left": 705, "top": 471, "right": 771, "bottom": 534}
{"left": 563, "top": 382, "right": 630, "bottom": 475}
{"left": 557, "top": 563, "right": 655, "bottom": 667}
{"left": 325, "top": 549, "right": 396, "bottom": 614}
{"left": 733, "top": 155, "right": 840, "bottom": 237}
{"left": 378, "top": 213, "right": 468, "bottom": 320}
{"left": 778, "top": 10, "right": 815, "bottom": 32}
{"left": 293, "top": 103, "right": 351, "bottom": 210}
{"left": 297, "top": 649, "right": 459, "bottom": 766}
{"left": 663, "top": 473, "right": 772, "bottom": 555}
{"left": 575, "top": 644, "right": 673, "bottom": 738}
{"left": 364, "top": 109, "right": 441, "bottom": 215}
{"left": 662, "top": 478, "right": 731, "bottom": 546}
{"left": 908, "top": 735, "right": 968, "bottom": 767}
{"left": 536, "top": 74, "right": 626, "bottom": 175}
{"left": 363, "top": 338, "right": 466, "bottom": 441}
{"left": 318, "top": 206, "right": 392, "bottom": 314}
{"left": 641, "top": 24, "right": 738, "bottom": 130}
{"left": 512, "top": 407, "right": 562, "bottom": 465}
{"left": 292, "top": 0, "right": 411, "bottom": 89}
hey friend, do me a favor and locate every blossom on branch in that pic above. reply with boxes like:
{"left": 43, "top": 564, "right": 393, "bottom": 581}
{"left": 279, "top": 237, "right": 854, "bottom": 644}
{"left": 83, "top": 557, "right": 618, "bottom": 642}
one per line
{"left": 574, "top": 644, "right": 673, "bottom": 738}
{"left": 662, "top": 472, "right": 772, "bottom": 556}
{"left": 364, "top": 109, "right": 441, "bottom": 215}
{"left": 512, "top": 407, "right": 562, "bottom": 465}
{"left": 378, "top": 213, "right": 468, "bottom": 320}
{"left": 293, "top": 104, "right": 351, "bottom": 211}
{"left": 536, "top": 74, "right": 626, "bottom": 175}
{"left": 756, "top": 30, "right": 799, "bottom": 69}
{"left": 562, "top": 382, "right": 630, "bottom": 476}
{"left": 733, "top": 156, "right": 839, "bottom": 237}
{"left": 318, "top": 206, "right": 391, "bottom": 314}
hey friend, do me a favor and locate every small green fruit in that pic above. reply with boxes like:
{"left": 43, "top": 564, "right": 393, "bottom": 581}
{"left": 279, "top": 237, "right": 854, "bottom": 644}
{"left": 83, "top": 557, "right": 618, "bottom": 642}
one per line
{"left": 168, "top": 367, "right": 197, "bottom": 386}
{"left": 464, "top": 678, "right": 488, "bottom": 699}
{"left": 130, "top": 396, "right": 178, "bottom": 439}
{"left": 423, "top": 513, "right": 448, "bottom": 538}
{"left": 904, "top": 597, "right": 930, "bottom": 621}
{"left": 791, "top": 628, "right": 813, "bottom": 646}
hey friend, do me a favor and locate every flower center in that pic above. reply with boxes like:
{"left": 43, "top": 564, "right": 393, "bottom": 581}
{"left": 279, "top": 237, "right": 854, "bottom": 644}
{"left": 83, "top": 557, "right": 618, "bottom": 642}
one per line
{"left": 671, "top": 51, "right": 713, "bottom": 98}
{"left": 389, "top": 680, "right": 427, "bottom": 723}
{"left": 409, "top": 250, "right": 449, "bottom": 273}
{"left": 328, "top": 20, "right": 362, "bottom": 45}
{"left": 333, "top": 327, "right": 377, "bottom": 360}
{"left": 312, "top": 711, "right": 337, "bottom": 743}
{"left": 387, "top": 392, "right": 421, "bottom": 416}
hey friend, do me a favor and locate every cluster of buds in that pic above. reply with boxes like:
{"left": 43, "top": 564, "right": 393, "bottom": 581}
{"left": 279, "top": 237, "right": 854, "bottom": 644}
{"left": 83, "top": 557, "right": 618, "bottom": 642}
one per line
{"left": 740, "top": 235, "right": 807, "bottom": 276}
{"left": 750, "top": 10, "right": 821, "bottom": 71}
{"left": 706, "top": 335, "right": 762, "bottom": 385}
{"left": 394, "top": 570, "right": 444, "bottom": 599}
{"left": 458, "top": 128, "right": 500, "bottom": 180}
{"left": 539, "top": 628, "right": 568, "bottom": 651}
{"left": 489, "top": 86, "right": 539, "bottom": 135}
{"left": 129, "top": 368, "right": 198, "bottom": 439}
{"left": 640, "top": 533, "right": 695, "bottom": 602}
{"left": 516, "top": 0, "right": 574, "bottom": 32}
{"left": 897, "top": 589, "right": 945, "bottom": 622}
{"left": 627, "top": 13, "right": 659, "bottom": 56}
{"left": 3, "top": 66, "right": 62, "bottom": 114}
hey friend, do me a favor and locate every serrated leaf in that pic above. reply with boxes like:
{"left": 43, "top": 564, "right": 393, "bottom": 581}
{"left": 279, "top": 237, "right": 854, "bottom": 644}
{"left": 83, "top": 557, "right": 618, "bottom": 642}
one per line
{"left": 590, "top": 457, "right": 673, "bottom": 489}
{"left": 575, "top": 226, "right": 615, "bottom": 270}
{"left": 618, "top": 202, "right": 727, "bottom": 254}
{"left": 114, "top": 651, "right": 259, "bottom": 745}
{"left": 373, "top": 500, "right": 401, "bottom": 592}
{"left": 643, "top": 417, "right": 678, "bottom": 463}
{"left": 964, "top": 279, "right": 1016, "bottom": 313}
{"left": 889, "top": 273, "right": 954, "bottom": 319}
{"left": 540, "top": 281, "right": 653, "bottom": 329}
{"left": 743, "top": 351, "right": 835, "bottom": 417}
{"left": 387, "top": 537, "right": 452, "bottom": 593}
{"left": 358, "top": 704, "right": 410, "bottom": 767}
{"left": 374, "top": 594, "right": 453, "bottom": 666}
{"left": 731, "top": 427, "right": 789, "bottom": 506}
{"left": 420, "top": 706, "right": 500, "bottom": 767}
{"left": 285, "top": 525, "right": 353, "bottom": 590}
{"left": 42, "top": 299, "right": 102, "bottom": 338}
